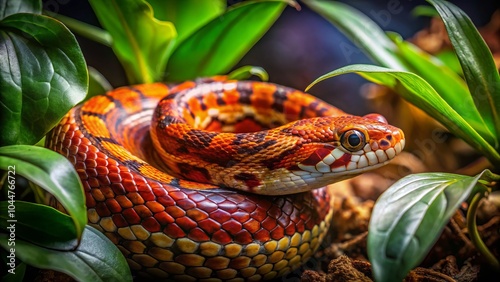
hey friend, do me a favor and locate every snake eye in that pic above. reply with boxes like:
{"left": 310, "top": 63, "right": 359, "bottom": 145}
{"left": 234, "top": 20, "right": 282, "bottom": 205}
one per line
{"left": 340, "top": 130, "right": 366, "bottom": 152}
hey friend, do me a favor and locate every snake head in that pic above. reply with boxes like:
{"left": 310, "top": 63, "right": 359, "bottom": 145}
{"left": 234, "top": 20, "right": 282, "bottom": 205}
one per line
{"left": 273, "top": 114, "right": 405, "bottom": 194}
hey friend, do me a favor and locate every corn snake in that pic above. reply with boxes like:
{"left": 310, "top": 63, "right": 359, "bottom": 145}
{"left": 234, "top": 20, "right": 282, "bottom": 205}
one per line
{"left": 47, "top": 76, "right": 405, "bottom": 281}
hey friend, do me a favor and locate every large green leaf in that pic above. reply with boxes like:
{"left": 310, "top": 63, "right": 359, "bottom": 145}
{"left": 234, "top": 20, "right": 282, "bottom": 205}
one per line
{"left": 367, "top": 171, "right": 490, "bottom": 282}
{"left": 0, "top": 13, "right": 88, "bottom": 146}
{"left": 0, "top": 201, "right": 77, "bottom": 250}
{"left": 306, "top": 64, "right": 500, "bottom": 165}
{"left": 0, "top": 226, "right": 132, "bottom": 282}
{"left": 428, "top": 0, "right": 500, "bottom": 146}
{"left": 389, "top": 33, "right": 494, "bottom": 144}
{"left": 0, "top": 0, "right": 41, "bottom": 19}
{"left": 166, "top": 0, "right": 287, "bottom": 81}
{"left": 302, "top": 0, "right": 408, "bottom": 70}
{"left": 88, "top": 0, "right": 177, "bottom": 84}
{"left": 0, "top": 145, "right": 86, "bottom": 238}
{"left": 148, "top": 0, "right": 225, "bottom": 43}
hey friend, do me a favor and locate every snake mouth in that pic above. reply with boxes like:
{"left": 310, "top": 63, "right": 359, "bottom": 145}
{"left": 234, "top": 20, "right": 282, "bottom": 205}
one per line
{"left": 295, "top": 138, "right": 405, "bottom": 175}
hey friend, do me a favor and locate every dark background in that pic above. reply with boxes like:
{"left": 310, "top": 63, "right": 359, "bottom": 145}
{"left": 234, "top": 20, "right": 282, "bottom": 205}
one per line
{"left": 43, "top": 0, "right": 500, "bottom": 115}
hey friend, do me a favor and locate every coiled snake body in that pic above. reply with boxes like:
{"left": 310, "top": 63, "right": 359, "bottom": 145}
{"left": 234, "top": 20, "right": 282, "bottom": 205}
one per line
{"left": 47, "top": 77, "right": 404, "bottom": 281}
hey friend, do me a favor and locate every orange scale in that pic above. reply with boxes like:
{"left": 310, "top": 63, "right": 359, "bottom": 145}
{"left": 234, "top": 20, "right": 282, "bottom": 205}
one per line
{"left": 284, "top": 223, "right": 296, "bottom": 236}
{"left": 254, "top": 228, "right": 270, "bottom": 242}
{"left": 163, "top": 223, "right": 186, "bottom": 238}
{"left": 138, "top": 191, "right": 155, "bottom": 201}
{"left": 277, "top": 215, "right": 291, "bottom": 228}
{"left": 242, "top": 218, "right": 260, "bottom": 233}
{"left": 198, "top": 218, "right": 221, "bottom": 234}
{"left": 202, "top": 91, "right": 220, "bottom": 110}
{"left": 212, "top": 229, "right": 232, "bottom": 245}
{"left": 186, "top": 209, "right": 209, "bottom": 221}
{"left": 154, "top": 211, "right": 174, "bottom": 225}
{"left": 98, "top": 176, "right": 111, "bottom": 187}
{"left": 250, "top": 206, "right": 267, "bottom": 221}
{"left": 96, "top": 166, "right": 109, "bottom": 176}
{"left": 134, "top": 205, "right": 153, "bottom": 218}
{"left": 238, "top": 201, "right": 257, "bottom": 213}
{"left": 210, "top": 209, "right": 231, "bottom": 223}
{"left": 110, "top": 183, "right": 126, "bottom": 195}
{"left": 176, "top": 216, "right": 197, "bottom": 230}
{"left": 169, "top": 191, "right": 188, "bottom": 201}
{"left": 157, "top": 195, "right": 175, "bottom": 206}
{"left": 81, "top": 95, "right": 115, "bottom": 114}
{"left": 261, "top": 217, "right": 278, "bottom": 231}
{"left": 229, "top": 257, "right": 252, "bottom": 270}
{"left": 67, "top": 145, "right": 78, "bottom": 155}
{"left": 165, "top": 206, "right": 186, "bottom": 218}
{"left": 207, "top": 194, "right": 226, "bottom": 204}
{"left": 77, "top": 169, "right": 88, "bottom": 181}
{"left": 221, "top": 219, "right": 242, "bottom": 235}
{"left": 186, "top": 192, "right": 206, "bottom": 203}
{"left": 142, "top": 217, "right": 161, "bottom": 232}
{"left": 108, "top": 172, "right": 122, "bottom": 183}
{"left": 218, "top": 201, "right": 238, "bottom": 213}
{"left": 111, "top": 90, "right": 143, "bottom": 114}
{"left": 126, "top": 192, "right": 145, "bottom": 205}
{"left": 96, "top": 202, "right": 112, "bottom": 217}
{"left": 81, "top": 181, "right": 91, "bottom": 192}
{"left": 233, "top": 119, "right": 263, "bottom": 133}
{"left": 105, "top": 198, "right": 122, "bottom": 213}
{"left": 71, "top": 135, "right": 81, "bottom": 146}
{"left": 132, "top": 83, "right": 169, "bottom": 99}
{"left": 87, "top": 177, "right": 99, "bottom": 187}
{"left": 123, "top": 179, "right": 138, "bottom": 192}
{"left": 234, "top": 229, "right": 253, "bottom": 245}
{"left": 267, "top": 205, "right": 282, "bottom": 219}
{"left": 270, "top": 227, "right": 285, "bottom": 241}
{"left": 112, "top": 214, "right": 129, "bottom": 228}
{"left": 145, "top": 201, "right": 165, "bottom": 213}
{"left": 122, "top": 208, "right": 141, "bottom": 224}
{"left": 188, "top": 227, "right": 210, "bottom": 242}
{"left": 85, "top": 193, "right": 96, "bottom": 208}
{"left": 281, "top": 201, "right": 294, "bottom": 216}
{"left": 100, "top": 187, "right": 114, "bottom": 198}
{"left": 76, "top": 152, "right": 86, "bottom": 162}
{"left": 176, "top": 198, "right": 196, "bottom": 210}
{"left": 231, "top": 211, "right": 250, "bottom": 223}
{"left": 295, "top": 221, "right": 305, "bottom": 233}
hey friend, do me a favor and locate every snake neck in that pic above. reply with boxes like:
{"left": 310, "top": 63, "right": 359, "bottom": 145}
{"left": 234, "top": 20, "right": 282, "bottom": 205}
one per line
{"left": 150, "top": 80, "right": 405, "bottom": 195}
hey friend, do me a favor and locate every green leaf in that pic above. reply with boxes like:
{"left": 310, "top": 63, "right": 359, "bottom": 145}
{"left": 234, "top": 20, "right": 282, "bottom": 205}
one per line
{"left": 0, "top": 13, "right": 88, "bottom": 146}
{"left": 88, "top": 0, "right": 176, "bottom": 84}
{"left": 306, "top": 64, "right": 500, "bottom": 165}
{"left": 0, "top": 0, "right": 41, "bottom": 19}
{"left": 0, "top": 226, "right": 132, "bottom": 282}
{"left": 148, "top": 0, "right": 225, "bottom": 43}
{"left": 0, "top": 145, "right": 86, "bottom": 239}
{"left": 428, "top": 0, "right": 500, "bottom": 147}
{"left": 411, "top": 5, "right": 439, "bottom": 17}
{"left": 0, "top": 201, "right": 78, "bottom": 250}
{"left": 227, "top": 65, "right": 269, "bottom": 81}
{"left": 434, "top": 50, "right": 463, "bottom": 76}
{"left": 166, "top": 0, "right": 287, "bottom": 81}
{"left": 87, "top": 66, "right": 112, "bottom": 100}
{"left": 388, "top": 33, "right": 495, "bottom": 144}
{"left": 302, "top": 0, "right": 408, "bottom": 70}
{"left": 368, "top": 172, "right": 484, "bottom": 282}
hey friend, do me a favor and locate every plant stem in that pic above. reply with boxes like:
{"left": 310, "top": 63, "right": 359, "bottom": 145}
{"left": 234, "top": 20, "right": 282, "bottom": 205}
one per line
{"left": 47, "top": 13, "right": 112, "bottom": 47}
{"left": 467, "top": 192, "right": 500, "bottom": 271}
